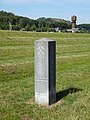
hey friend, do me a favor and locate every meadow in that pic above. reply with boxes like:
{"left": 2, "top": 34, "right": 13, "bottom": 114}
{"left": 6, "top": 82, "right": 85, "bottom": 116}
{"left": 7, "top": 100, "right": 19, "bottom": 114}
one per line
{"left": 0, "top": 31, "right": 90, "bottom": 120}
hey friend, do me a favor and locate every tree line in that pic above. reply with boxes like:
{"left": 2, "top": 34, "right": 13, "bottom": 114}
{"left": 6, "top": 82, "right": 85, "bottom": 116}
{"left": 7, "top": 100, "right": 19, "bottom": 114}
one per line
{"left": 77, "top": 24, "right": 90, "bottom": 33}
{"left": 0, "top": 11, "right": 71, "bottom": 32}
{"left": 0, "top": 11, "right": 90, "bottom": 32}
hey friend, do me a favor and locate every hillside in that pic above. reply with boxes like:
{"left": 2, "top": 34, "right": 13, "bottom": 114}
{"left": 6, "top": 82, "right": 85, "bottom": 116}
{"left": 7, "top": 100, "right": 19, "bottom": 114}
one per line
{"left": 0, "top": 11, "right": 71, "bottom": 31}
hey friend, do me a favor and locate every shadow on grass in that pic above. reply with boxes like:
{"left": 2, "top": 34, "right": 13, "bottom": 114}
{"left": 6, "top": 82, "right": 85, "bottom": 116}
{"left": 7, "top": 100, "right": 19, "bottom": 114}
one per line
{"left": 56, "top": 87, "right": 82, "bottom": 102}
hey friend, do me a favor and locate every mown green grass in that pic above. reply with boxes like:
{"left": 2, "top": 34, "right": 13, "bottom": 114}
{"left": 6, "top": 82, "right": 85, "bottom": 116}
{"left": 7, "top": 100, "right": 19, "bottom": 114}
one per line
{"left": 0, "top": 30, "right": 90, "bottom": 120}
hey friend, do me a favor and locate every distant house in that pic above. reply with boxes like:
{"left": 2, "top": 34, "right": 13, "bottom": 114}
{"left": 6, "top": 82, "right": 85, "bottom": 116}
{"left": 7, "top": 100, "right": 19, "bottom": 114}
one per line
{"left": 55, "top": 27, "right": 61, "bottom": 32}
{"left": 67, "top": 28, "right": 79, "bottom": 33}
{"left": 67, "top": 29, "right": 72, "bottom": 32}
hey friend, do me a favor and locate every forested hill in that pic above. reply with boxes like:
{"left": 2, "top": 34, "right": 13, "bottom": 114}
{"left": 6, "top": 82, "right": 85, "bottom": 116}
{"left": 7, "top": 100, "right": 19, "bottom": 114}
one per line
{"left": 0, "top": 11, "right": 71, "bottom": 31}
{"left": 0, "top": 11, "right": 90, "bottom": 32}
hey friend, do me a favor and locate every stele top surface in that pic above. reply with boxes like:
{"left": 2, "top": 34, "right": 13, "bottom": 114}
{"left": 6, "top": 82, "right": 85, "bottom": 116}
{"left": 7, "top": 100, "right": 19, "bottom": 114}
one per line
{"left": 35, "top": 38, "right": 55, "bottom": 42}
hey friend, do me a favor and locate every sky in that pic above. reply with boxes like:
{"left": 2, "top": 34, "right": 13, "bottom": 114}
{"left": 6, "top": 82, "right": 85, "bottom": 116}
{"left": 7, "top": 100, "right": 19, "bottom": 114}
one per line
{"left": 0, "top": 0, "right": 90, "bottom": 24}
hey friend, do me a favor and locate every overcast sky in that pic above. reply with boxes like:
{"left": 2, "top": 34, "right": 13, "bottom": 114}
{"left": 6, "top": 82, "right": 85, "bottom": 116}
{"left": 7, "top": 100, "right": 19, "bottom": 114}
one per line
{"left": 0, "top": 0, "right": 90, "bottom": 24}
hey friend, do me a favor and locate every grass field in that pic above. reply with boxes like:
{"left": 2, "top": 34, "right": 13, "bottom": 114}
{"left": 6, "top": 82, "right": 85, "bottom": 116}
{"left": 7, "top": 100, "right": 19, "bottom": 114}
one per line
{"left": 0, "top": 30, "right": 90, "bottom": 120}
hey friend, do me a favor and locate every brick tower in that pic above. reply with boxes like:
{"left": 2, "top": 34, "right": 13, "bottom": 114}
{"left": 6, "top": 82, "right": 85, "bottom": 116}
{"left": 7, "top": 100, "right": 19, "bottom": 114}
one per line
{"left": 71, "top": 15, "right": 77, "bottom": 33}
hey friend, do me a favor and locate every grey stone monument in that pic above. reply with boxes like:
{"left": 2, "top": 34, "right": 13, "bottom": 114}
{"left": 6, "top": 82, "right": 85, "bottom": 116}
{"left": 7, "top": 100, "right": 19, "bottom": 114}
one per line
{"left": 34, "top": 38, "right": 56, "bottom": 105}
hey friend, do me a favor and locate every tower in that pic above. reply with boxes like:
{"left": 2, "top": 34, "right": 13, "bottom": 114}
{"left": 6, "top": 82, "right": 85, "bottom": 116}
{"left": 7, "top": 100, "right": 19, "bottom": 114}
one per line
{"left": 71, "top": 15, "right": 77, "bottom": 33}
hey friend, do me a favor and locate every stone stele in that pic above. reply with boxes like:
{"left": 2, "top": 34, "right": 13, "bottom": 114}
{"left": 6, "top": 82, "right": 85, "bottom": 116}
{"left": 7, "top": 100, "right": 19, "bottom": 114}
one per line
{"left": 34, "top": 38, "right": 56, "bottom": 105}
